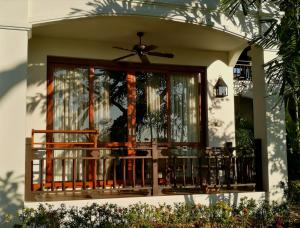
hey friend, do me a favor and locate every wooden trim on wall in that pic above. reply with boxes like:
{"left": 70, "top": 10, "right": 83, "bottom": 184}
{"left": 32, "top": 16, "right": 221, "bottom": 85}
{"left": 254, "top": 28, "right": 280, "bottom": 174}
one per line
{"left": 47, "top": 56, "right": 206, "bottom": 74}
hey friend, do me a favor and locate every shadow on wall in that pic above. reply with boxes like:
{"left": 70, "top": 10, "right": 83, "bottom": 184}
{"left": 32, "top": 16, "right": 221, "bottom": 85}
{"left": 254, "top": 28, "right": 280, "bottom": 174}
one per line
{"left": 68, "top": 0, "right": 256, "bottom": 37}
{"left": 184, "top": 193, "right": 265, "bottom": 207}
{"left": 69, "top": 0, "right": 221, "bottom": 27}
{"left": 0, "top": 63, "right": 27, "bottom": 101}
{"left": 265, "top": 93, "right": 288, "bottom": 197}
{"left": 0, "top": 172, "right": 23, "bottom": 227}
{"left": 26, "top": 0, "right": 259, "bottom": 116}
{"left": 207, "top": 79, "right": 235, "bottom": 146}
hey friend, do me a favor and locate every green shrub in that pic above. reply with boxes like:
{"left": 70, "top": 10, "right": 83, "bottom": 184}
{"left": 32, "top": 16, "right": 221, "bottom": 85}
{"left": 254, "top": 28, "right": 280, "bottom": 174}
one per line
{"left": 10, "top": 198, "right": 290, "bottom": 227}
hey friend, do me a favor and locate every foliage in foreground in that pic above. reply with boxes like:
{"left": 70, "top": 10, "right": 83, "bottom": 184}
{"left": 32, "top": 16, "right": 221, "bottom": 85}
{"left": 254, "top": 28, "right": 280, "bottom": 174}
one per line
{"left": 2, "top": 198, "right": 291, "bottom": 228}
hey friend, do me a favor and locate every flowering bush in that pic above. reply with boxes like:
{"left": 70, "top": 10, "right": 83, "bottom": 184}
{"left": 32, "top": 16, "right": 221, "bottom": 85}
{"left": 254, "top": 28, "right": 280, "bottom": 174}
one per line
{"left": 10, "top": 198, "right": 290, "bottom": 227}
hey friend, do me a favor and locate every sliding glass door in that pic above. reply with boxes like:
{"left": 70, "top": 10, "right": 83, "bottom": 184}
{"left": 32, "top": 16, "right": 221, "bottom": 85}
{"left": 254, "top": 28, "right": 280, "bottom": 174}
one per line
{"left": 48, "top": 60, "right": 206, "bottom": 182}
{"left": 50, "top": 66, "right": 203, "bottom": 148}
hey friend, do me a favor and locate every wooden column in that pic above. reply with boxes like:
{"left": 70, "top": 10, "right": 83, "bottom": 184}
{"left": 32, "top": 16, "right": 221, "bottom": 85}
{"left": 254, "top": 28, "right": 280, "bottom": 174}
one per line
{"left": 127, "top": 72, "right": 136, "bottom": 184}
{"left": 46, "top": 64, "right": 54, "bottom": 183}
{"left": 88, "top": 66, "right": 95, "bottom": 181}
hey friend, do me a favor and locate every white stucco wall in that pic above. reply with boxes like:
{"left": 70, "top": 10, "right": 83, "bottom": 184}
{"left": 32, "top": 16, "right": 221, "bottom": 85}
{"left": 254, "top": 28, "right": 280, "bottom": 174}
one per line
{"left": 28, "top": 0, "right": 259, "bottom": 40}
{"left": 0, "top": 29, "right": 28, "bottom": 217}
{"left": 251, "top": 46, "right": 288, "bottom": 202}
{"left": 25, "top": 192, "right": 265, "bottom": 209}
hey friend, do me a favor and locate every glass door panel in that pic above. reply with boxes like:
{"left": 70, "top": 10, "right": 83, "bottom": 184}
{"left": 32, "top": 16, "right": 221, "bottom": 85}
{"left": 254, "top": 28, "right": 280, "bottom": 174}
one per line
{"left": 94, "top": 69, "right": 128, "bottom": 143}
{"left": 53, "top": 66, "right": 89, "bottom": 181}
{"left": 170, "top": 73, "right": 199, "bottom": 143}
{"left": 136, "top": 72, "right": 167, "bottom": 143}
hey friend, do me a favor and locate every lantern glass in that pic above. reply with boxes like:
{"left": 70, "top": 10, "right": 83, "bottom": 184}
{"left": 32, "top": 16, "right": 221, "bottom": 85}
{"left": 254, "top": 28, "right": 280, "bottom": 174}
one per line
{"left": 214, "top": 77, "right": 228, "bottom": 97}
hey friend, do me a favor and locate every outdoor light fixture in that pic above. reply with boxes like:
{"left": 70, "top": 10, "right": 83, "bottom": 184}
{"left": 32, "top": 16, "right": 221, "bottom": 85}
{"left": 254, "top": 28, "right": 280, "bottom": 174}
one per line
{"left": 214, "top": 77, "right": 228, "bottom": 98}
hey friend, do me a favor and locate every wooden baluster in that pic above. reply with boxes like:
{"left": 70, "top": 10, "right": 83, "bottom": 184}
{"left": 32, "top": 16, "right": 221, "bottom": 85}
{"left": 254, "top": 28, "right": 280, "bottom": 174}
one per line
{"left": 40, "top": 158, "right": 44, "bottom": 191}
{"left": 152, "top": 139, "right": 159, "bottom": 195}
{"left": 103, "top": 158, "right": 106, "bottom": 189}
{"left": 113, "top": 159, "right": 117, "bottom": 189}
{"left": 183, "top": 159, "right": 186, "bottom": 187}
{"left": 83, "top": 159, "right": 86, "bottom": 190}
{"left": 93, "top": 159, "right": 97, "bottom": 189}
{"left": 62, "top": 158, "right": 65, "bottom": 191}
{"left": 51, "top": 158, "right": 54, "bottom": 191}
{"left": 141, "top": 158, "right": 145, "bottom": 187}
{"left": 215, "top": 154, "right": 219, "bottom": 185}
{"left": 207, "top": 149, "right": 211, "bottom": 185}
{"left": 31, "top": 160, "right": 34, "bottom": 192}
{"left": 173, "top": 156, "right": 177, "bottom": 188}
{"left": 72, "top": 159, "right": 76, "bottom": 190}
{"left": 132, "top": 158, "right": 136, "bottom": 188}
{"left": 123, "top": 159, "right": 126, "bottom": 187}
{"left": 165, "top": 158, "right": 168, "bottom": 186}
{"left": 191, "top": 158, "right": 194, "bottom": 186}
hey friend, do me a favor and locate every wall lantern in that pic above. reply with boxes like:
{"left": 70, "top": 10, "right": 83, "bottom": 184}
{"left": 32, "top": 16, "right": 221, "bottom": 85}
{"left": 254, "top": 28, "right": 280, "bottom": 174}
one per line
{"left": 214, "top": 77, "right": 228, "bottom": 98}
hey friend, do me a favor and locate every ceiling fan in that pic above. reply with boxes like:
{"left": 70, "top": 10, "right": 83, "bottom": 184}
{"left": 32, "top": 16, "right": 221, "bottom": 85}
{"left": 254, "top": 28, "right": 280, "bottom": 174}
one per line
{"left": 112, "top": 32, "right": 174, "bottom": 64}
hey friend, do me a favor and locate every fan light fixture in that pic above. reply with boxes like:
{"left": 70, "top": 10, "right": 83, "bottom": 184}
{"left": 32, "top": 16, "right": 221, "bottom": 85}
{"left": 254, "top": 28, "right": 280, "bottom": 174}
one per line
{"left": 112, "top": 32, "right": 174, "bottom": 64}
{"left": 214, "top": 77, "right": 228, "bottom": 98}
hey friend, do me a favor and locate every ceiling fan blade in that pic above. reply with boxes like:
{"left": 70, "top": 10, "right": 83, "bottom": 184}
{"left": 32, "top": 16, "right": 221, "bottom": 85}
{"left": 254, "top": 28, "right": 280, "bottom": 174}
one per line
{"left": 148, "top": 51, "right": 174, "bottom": 58}
{"left": 139, "top": 54, "right": 150, "bottom": 64}
{"left": 113, "top": 46, "right": 134, "bottom": 52}
{"left": 143, "top": 45, "right": 157, "bottom": 52}
{"left": 113, "top": 53, "right": 136, "bottom": 61}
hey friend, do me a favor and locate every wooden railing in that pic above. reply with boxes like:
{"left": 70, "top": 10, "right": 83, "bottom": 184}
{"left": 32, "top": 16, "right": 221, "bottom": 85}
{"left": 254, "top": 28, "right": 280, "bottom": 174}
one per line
{"left": 26, "top": 130, "right": 258, "bottom": 200}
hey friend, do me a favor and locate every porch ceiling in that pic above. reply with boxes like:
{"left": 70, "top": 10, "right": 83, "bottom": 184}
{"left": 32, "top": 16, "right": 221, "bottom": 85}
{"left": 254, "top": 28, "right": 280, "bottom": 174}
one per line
{"left": 32, "top": 16, "right": 247, "bottom": 52}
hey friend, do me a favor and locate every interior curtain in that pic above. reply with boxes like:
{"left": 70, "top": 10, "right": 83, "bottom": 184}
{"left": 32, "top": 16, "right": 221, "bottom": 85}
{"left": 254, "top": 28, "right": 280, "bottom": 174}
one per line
{"left": 94, "top": 70, "right": 111, "bottom": 142}
{"left": 53, "top": 66, "right": 89, "bottom": 181}
{"left": 170, "top": 74, "right": 199, "bottom": 143}
{"left": 143, "top": 76, "right": 164, "bottom": 141}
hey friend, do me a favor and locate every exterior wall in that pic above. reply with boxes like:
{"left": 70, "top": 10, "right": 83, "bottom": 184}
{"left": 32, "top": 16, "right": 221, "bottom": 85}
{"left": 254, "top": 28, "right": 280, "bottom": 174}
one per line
{"left": 25, "top": 192, "right": 265, "bottom": 208}
{"left": 207, "top": 61, "right": 236, "bottom": 146}
{"left": 27, "top": 36, "right": 236, "bottom": 147}
{"left": 251, "top": 46, "right": 288, "bottom": 202}
{"left": 0, "top": 0, "right": 287, "bottom": 214}
{"left": 28, "top": 0, "right": 259, "bottom": 40}
{"left": 0, "top": 0, "right": 30, "bottom": 221}
{"left": 0, "top": 29, "right": 28, "bottom": 219}
{"left": 0, "top": 0, "right": 29, "bottom": 29}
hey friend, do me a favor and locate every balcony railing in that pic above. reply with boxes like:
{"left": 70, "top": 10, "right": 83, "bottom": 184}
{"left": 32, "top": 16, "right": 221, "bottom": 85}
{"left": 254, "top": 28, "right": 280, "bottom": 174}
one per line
{"left": 233, "top": 60, "right": 252, "bottom": 81}
{"left": 25, "top": 130, "right": 260, "bottom": 201}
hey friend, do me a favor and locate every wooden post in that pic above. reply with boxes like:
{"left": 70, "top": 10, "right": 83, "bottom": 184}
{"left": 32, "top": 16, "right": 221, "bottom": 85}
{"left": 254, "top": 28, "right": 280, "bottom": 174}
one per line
{"left": 127, "top": 72, "right": 136, "bottom": 185}
{"left": 152, "top": 139, "right": 159, "bottom": 195}
{"left": 255, "top": 138, "right": 263, "bottom": 191}
{"left": 25, "top": 137, "right": 33, "bottom": 201}
{"left": 224, "top": 142, "right": 234, "bottom": 188}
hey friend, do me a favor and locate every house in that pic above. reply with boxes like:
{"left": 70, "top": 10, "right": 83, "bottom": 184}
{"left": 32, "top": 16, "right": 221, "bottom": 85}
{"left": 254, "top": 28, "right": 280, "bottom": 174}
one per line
{"left": 0, "top": 0, "right": 287, "bottom": 214}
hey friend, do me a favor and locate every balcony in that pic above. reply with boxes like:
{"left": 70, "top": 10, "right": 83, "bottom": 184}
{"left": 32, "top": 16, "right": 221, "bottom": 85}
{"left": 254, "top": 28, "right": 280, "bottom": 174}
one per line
{"left": 233, "top": 60, "right": 253, "bottom": 97}
{"left": 25, "top": 130, "right": 261, "bottom": 202}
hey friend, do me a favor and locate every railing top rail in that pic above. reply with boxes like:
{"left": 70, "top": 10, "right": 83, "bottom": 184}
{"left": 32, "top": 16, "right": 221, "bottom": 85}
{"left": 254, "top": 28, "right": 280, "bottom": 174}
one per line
{"left": 235, "top": 60, "right": 252, "bottom": 64}
{"left": 32, "top": 129, "right": 98, "bottom": 134}
{"left": 31, "top": 129, "right": 99, "bottom": 148}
